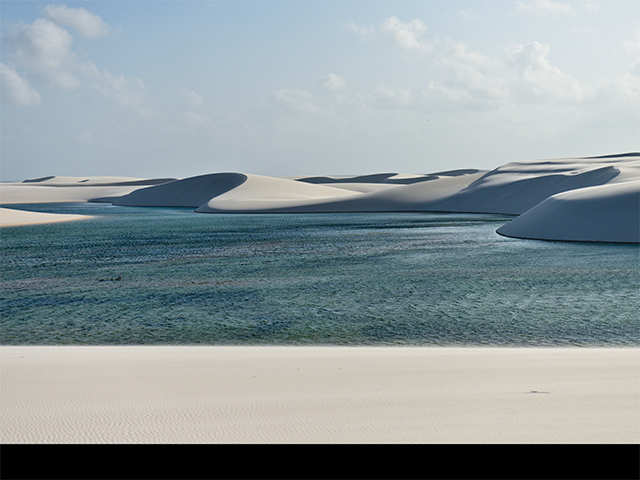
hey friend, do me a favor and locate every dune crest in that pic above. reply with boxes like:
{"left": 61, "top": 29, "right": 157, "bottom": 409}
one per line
{"left": 195, "top": 174, "right": 361, "bottom": 212}
{"left": 112, "top": 173, "right": 248, "bottom": 207}
{"left": 431, "top": 156, "right": 640, "bottom": 215}
{"left": 197, "top": 171, "right": 485, "bottom": 213}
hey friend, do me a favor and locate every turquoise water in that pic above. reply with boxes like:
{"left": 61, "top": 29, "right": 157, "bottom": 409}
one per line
{"left": 2, "top": 203, "right": 639, "bottom": 345}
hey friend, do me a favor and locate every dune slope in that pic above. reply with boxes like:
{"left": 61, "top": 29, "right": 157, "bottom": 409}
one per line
{"left": 433, "top": 155, "right": 640, "bottom": 215}
{"left": 194, "top": 174, "right": 361, "bottom": 212}
{"left": 497, "top": 180, "right": 640, "bottom": 243}
{"left": 112, "top": 173, "right": 248, "bottom": 207}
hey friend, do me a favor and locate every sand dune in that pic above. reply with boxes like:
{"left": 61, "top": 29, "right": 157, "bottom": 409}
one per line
{"left": 113, "top": 173, "right": 359, "bottom": 208}
{"left": 197, "top": 156, "right": 639, "bottom": 216}
{"left": 1, "top": 346, "right": 638, "bottom": 444}
{"left": 6, "top": 153, "right": 639, "bottom": 242}
{"left": 317, "top": 183, "right": 406, "bottom": 193}
{"left": 0, "top": 184, "right": 150, "bottom": 204}
{"left": 497, "top": 180, "right": 640, "bottom": 243}
{"left": 21, "top": 175, "right": 175, "bottom": 186}
{"left": 1, "top": 176, "right": 174, "bottom": 205}
{"left": 0, "top": 207, "right": 92, "bottom": 227}
{"left": 413, "top": 154, "right": 640, "bottom": 215}
{"left": 112, "top": 173, "right": 248, "bottom": 207}
{"left": 197, "top": 171, "right": 485, "bottom": 213}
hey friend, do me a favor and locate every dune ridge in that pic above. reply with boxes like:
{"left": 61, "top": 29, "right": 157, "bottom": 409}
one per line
{"left": 112, "top": 173, "right": 360, "bottom": 208}
{"left": 112, "top": 173, "right": 248, "bottom": 207}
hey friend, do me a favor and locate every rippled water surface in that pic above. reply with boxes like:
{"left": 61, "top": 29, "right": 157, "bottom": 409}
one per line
{"left": 2, "top": 203, "right": 639, "bottom": 345}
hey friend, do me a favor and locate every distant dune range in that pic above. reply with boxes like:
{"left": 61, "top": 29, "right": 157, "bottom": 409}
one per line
{"left": 1, "top": 153, "right": 638, "bottom": 242}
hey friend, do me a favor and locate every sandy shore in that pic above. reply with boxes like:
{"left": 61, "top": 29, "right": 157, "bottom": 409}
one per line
{"left": 0, "top": 207, "right": 93, "bottom": 227}
{"left": 1, "top": 346, "right": 638, "bottom": 443}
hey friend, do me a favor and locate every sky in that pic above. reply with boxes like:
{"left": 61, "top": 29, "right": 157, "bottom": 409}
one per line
{"left": 1, "top": 0, "right": 639, "bottom": 180}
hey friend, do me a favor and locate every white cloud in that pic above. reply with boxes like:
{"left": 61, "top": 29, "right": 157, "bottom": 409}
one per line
{"left": 274, "top": 89, "right": 320, "bottom": 113}
{"left": 0, "top": 63, "right": 41, "bottom": 106}
{"left": 624, "top": 30, "right": 640, "bottom": 60}
{"left": 424, "top": 43, "right": 508, "bottom": 110}
{"left": 7, "top": 18, "right": 78, "bottom": 88}
{"left": 517, "top": 0, "right": 574, "bottom": 15}
{"left": 4, "top": 13, "right": 148, "bottom": 114}
{"left": 184, "top": 89, "right": 204, "bottom": 107}
{"left": 44, "top": 4, "right": 108, "bottom": 38}
{"left": 508, "top": 41, "right": 584, "bottom": 102}
{"left": 381, "top": 17, "right": 430, "bottom": 51}
{"left": 617, "top": 72, "right": 640, "bottom": 100}
{"left": 323, "top": 73, "right": 345, "bottom": 91}
{"left": 346, "top": 22, "right": 374, "bottom": 38}
{"left": 372, "top": 86, "right": 412, "bottom": 108}
{"left": 82, "top": 62, "right": 148, "bottom": 115}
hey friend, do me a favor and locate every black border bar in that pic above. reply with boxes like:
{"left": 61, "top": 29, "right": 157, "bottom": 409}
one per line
{"left": 1, "top": 444, "right": 638, "bottom": 480}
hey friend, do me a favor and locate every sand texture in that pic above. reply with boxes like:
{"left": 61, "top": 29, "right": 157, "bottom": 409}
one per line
{"left": 0, "top": 207, "right": 92, "bottom": 227}
{"left": 1, "top": 346, "right": 638, "bottom": 444}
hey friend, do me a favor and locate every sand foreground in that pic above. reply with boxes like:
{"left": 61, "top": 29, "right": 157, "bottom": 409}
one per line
{"left": 1, "top": 346, "right": 638, "bottom": 443}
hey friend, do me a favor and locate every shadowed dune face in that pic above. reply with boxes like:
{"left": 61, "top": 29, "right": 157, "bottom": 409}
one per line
{"left": 438, "top": 164, "right": 623, "bottom": 214}
{"left": 297, "top": 173, "right": 438, "bottom": 185}
{"left": 583, "top": 152, "right": 640, "bottom": 159}
{"left": 112, "top": 173, "right": 248, "bottom": 207}
{"left": 19, "top": 176, "right": 173, "bottom": 185}
{"left": 195, "top": 174, "right": 362, "bottom": 212}
{"left": 296, "top": 169, "right": 480, "bottom": 185}
{"left": 22, "top": 176, "right": 55, "bottom": 183}
{"left": 427, "top": 155, "right": 640, "bottom": 215}
{"left": 497, "top": 180, "right": 640, "bottom": 243}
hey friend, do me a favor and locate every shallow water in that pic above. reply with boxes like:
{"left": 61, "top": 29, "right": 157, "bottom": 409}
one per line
{"left": 1, "top": 203, "right": 639, "bottom": 345}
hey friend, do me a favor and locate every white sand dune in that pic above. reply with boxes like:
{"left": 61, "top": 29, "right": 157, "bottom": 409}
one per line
{"left": 1, "top": 176, "right": 174, "bottom": 205}
{"left": 112, "top": 173, "right": 248, "bottom": 207}
{"left": 0, "top": 184, "right": 149, "bottom": 204}
{"left": 6, "top": 153, "right": 639, "bottom": 242}
{"left": 317, "top": 183, "right": 406, "bottom": 193}
{"left": 115, "top": 173, "right": 361, "bottom": 208}
{"left": 0, "top": 207, "right": 92, "bottom": 227}
{"left": 197, "top": 156, "right": 638, "bottom": 216}
{"left": 431, "top": 154, "right": 640, "bottom": 215}
{"left": 197, "top": 171, "right": 485, "bottom": 213}
{"left": 497, "top": 180, "right": 640, "bottom": 243}
{"left": 1, "top": 346, "right": 638, "bottom": 444}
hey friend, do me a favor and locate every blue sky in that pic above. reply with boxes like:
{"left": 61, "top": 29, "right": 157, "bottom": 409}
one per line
{"left": 1, "top": 0, "right": 639, "bottom": 179}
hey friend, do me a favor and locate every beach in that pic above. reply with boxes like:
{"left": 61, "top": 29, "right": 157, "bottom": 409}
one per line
{"left": 1, "top": 346, "right": 638, "bottom": 444}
